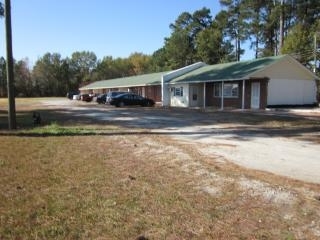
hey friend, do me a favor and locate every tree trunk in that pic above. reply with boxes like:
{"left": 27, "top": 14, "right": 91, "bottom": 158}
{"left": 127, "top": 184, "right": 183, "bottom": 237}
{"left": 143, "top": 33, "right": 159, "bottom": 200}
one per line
{"left": 5, "top": 0, "right": 16, "bottom": 130}
{"left": 279, "top": 0, "right": 284, "bottom": 54}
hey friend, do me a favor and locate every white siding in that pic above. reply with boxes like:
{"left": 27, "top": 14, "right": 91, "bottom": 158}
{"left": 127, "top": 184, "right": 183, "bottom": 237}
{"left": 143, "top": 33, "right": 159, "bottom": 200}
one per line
{"left": 170, "top": 84, "right": 189, "bottom": 107}
{"left": 162, "top": 78, "right": 170, "bottom": 106}
{"left": 162, "top": 62, "right": 205, "bottom": 107}
{"left": 251, "top": 55, "right": 316, "bottom": 81}
{"left": 251, "top": 56, "right": 318, "bottom": 106}
{"left": 267, "top": 79, "right": 317, "bottom": 105}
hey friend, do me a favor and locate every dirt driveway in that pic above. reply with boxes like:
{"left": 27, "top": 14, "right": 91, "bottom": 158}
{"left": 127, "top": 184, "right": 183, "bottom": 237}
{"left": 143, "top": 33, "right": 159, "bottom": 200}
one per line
{"left": 44, "top": 99, "right": 320, "bottom": 184}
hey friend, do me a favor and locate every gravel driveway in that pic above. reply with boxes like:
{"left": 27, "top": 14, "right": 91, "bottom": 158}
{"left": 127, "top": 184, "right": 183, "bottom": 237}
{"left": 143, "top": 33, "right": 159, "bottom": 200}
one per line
{"left": 44, "top": 99, "right": 320, "bottom": 184}
{"left": 152, "top": 112, "right": 320, "bottom": 184}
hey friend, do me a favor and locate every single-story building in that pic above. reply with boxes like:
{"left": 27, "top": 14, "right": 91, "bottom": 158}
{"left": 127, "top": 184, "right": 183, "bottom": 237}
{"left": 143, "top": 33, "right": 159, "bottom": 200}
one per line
{"left": 79, "top": 55, "right": 319, "bottom": 109}
{"left": 79, "top": 71, "right": 167, "bottom": 102}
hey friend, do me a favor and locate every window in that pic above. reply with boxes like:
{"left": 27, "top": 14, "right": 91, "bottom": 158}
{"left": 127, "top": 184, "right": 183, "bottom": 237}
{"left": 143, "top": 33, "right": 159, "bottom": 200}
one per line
{"left": 174, "top": 87, "right": 183, "bottom": 97}
{"left": 214, "top": 83, "right": 239, "bottom": 98}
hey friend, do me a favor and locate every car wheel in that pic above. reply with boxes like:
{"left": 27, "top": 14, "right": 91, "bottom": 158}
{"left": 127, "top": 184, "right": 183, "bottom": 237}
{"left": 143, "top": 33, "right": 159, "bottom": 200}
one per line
{"left": 146, "top": 101, "right": 154, "bottom": 107}
{"left": 119, "top": 101, "right": 125, "bottom": 107}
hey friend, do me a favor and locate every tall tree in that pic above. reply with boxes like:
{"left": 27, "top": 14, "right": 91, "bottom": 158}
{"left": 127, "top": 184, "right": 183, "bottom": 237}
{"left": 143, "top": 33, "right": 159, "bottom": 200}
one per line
{"left": 14, "top": 59, "right": 32, "bottom": 97}
{"left": 243, "top": 0, "right": 268, "bottom": 58}
{"left": 189, "top": 8, "right": 213, "bottom": 39}
{"left": 282, "top": 20, "right": 320, "bottom": 70}
{"left": 294, "top": 0, "right": 320, "bottom": 27}
{"left": 278, "top": 0, "right": 285, "bottom": 52}
{"left": 220, "top": 0, "right": 249, "bottom": 61}
{"left": 272, "top": 0, "right": 295, "bottom": 55}
{"left": 164, "top": 30, "right": 193, "bottom": 68}
{"left": 196, "top": 11, "right": 234, "bottom": 64}
{"left": 69, "top": 51, "right": 97, "bottom": 86}
{"left": 0, "top": 2, "right": 4, "bottom": 16}
{"left": 112, "top": 57, "right": 134, "bottom": 77}
{"left": 150, "top": 48, "right": 170, "bottom": 72}
{"left": 95, "top": 56, "right": 133, "bottom": 80}
{"left": 32, "top": 53, "right": 68, "bottom": 96}
{"left": 260, "top": 1, "right": 279, "bottom": 56}
{"left": 165, "top": 11, "right": 195, "bottom": 68}
{"left": 276, "top": 0, "right": 320, "bottom": 61}
{"left": 164, "top": 8, "right": 213, "bottom": 68}
{"left": 128, "top": 52, "right": 152, "bottom": 75}
{"left": 0, "top": 57, "right": 6, "bottom": 97}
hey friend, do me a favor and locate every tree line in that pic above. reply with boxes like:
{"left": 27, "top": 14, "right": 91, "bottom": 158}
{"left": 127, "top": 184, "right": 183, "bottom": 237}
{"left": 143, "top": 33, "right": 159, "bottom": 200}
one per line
{"left": 0, "top": 52, "right": 157, "bottom": 97}
{"left": 0, "top": 0, "right": 319, "bottom": 97}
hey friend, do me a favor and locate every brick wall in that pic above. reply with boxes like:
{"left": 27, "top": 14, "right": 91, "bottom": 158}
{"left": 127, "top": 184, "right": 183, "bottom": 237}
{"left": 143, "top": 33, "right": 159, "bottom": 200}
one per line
{"left": 205, "top": 79, "right": 268, "bottom": 109}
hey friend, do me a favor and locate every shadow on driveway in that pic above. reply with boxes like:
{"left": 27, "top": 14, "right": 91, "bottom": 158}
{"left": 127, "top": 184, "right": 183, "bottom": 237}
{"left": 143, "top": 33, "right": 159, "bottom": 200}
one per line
{"left": 1, "top": 102, "right": 319, "bottom": 143}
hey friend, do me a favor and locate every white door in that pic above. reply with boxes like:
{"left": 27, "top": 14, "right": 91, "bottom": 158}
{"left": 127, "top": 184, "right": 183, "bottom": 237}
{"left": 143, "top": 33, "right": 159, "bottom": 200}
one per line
{"left": 251, "top": 82, "right": 260, "bottom": 109}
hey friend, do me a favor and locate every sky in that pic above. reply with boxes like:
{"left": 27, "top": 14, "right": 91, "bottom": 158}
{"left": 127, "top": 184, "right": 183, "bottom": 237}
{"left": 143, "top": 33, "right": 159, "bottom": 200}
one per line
{"left": 1, "top": 0, "right": 253, "bottom": 67}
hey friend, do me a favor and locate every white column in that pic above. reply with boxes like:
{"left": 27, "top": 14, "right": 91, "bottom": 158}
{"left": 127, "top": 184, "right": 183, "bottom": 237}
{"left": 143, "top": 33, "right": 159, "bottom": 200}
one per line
{"left": 203, "top": 82, "right": 206, "bottom": 110}
{"left": 161, "top": 76, "right": 165, "bottom": 107}
{"left": 221, "top": 81, "right": 224, "bottom": 110}
{"left": 242, "top": 79, "right": 246, "bottom": 109}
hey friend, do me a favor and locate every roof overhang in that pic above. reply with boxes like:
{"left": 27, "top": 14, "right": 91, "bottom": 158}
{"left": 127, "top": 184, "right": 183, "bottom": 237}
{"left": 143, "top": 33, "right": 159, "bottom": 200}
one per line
{"left": 79, "top": 82, "right": 161, "bottom": 90}
{"left": 167, "top": 77, "right": 269, "bottom": 85}
{"left": 167, "top": 78, "right": 246, "bottom": 85}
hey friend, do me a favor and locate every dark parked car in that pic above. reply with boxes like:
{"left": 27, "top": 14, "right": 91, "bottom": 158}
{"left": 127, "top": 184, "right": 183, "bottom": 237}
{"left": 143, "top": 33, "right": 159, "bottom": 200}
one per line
{"left": 80, "top": 93, "right": 93, "bottom": 102}
{"left": 106, "top": 91, "right": 127, "bottom": 104}
{"left": 110, "top": 93, "right": 155, "bottom": 107}
{"left": 96, "top": 93, "right": 107, "bottom": 104}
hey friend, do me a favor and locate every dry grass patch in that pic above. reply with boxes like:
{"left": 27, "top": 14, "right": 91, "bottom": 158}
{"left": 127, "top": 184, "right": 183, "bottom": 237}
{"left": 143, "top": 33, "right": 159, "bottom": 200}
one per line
{"left": 1, "top": 132, "right": 318, "bottom": 239}
{"left": 0, "top": 98, "right": 319, "bottom": 239}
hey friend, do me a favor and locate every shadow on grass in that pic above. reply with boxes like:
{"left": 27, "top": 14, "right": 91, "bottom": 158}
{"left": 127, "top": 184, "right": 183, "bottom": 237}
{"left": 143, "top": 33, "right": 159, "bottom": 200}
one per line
{"left": 0, "top": 107, "right": 319, "bottom": 143}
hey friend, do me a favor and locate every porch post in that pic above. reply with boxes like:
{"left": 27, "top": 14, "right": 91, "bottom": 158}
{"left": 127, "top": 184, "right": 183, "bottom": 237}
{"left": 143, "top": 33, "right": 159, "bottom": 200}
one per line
{"left": 221, "top": 81, "right": 224, "bottom": 110}
{"left": 161, "top": 76, "right": 164, "bottom": 107}
{"left": 203, "top": 82, "right": 206, "bottom": 110}
{"left": 242, "top": 79, "right": 246, "bottom": 109}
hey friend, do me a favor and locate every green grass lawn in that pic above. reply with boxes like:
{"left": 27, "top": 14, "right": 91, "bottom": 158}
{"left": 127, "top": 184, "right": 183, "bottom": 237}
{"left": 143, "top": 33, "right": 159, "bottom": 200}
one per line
{"left": 0, "top": 98, "right": 319, "bottom": 239}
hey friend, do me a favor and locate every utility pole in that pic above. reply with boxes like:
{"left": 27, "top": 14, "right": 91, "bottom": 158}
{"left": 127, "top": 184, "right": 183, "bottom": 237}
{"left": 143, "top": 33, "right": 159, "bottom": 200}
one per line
{"left": 5, "top": 0, "right": 16, "bottom": 130}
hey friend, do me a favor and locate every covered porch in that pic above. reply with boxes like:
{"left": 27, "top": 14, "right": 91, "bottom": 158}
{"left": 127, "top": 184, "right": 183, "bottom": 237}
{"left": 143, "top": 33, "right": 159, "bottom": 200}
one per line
{"left": 169, "top": 78, "right": 268, "bottom": 110}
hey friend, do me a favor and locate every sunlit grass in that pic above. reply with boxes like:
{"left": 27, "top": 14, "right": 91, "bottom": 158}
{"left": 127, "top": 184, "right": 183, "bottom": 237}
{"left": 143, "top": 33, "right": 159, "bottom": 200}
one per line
{"left": 26, "top": 122, "right": 96, "bottom": 135}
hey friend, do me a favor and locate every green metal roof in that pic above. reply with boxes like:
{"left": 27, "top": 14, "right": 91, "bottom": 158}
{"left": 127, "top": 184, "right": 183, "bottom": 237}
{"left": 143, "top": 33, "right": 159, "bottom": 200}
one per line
{"left": 80, "top": 55, "right": 290, "bottom": 90}
{"left": 79, "top": 71, "right": 169, "bottom": 90}
{"left": 169, "top": 55, "right": 286, "bottom": 84}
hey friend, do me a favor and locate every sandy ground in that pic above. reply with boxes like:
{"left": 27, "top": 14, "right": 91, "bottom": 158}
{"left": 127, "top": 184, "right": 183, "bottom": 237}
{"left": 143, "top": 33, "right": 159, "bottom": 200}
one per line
{"left": 169, "top": 128, "right": 320, "bottom": 184}
{"left": 43, "top": 99, "right": 320, "bottom": 184}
